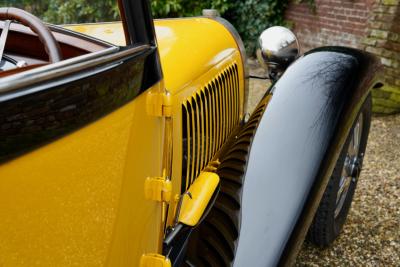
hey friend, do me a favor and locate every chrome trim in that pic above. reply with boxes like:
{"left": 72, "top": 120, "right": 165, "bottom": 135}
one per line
{"left": 257, "top": 26, "right": 300, "bottom": 80}
{"left": 202, "top": 9, "right": 219, "bottom": 18}
{"left": 210, "top": 17, "right": 249, "bottom": 119}
{"left": 0, "top": 45, "right": 150, "bottom": 94}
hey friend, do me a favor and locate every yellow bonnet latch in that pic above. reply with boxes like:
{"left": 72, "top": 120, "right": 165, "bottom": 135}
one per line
{"left": 140, "top": 254, "right": 171, "bottom": 267}
{"left": 146, "top": 91, "right": 172, "bottom": 117}
{"left": 144, "top": 175, "right": 172, "bottom": 202}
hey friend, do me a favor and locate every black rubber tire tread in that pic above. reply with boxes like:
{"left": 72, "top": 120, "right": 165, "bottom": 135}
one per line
{"left": 185, "top": 103, "right": 267, "bottom": 267}
{"left": 307, "top": 94, "right": 372, "bottom": 247}
{"left": 201, "top": 223, "right": 235, "bottom": 260}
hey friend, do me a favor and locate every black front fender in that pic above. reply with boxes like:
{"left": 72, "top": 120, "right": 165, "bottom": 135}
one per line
{"left": 233, "top": 47, "right": 382, "bottom": 267}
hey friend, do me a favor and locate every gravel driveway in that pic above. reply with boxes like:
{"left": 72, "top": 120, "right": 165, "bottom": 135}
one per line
{"left": 248, "top": 61, "right": 400, "bottom": 266}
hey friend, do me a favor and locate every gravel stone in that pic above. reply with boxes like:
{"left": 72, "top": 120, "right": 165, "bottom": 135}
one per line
{"left": 296, "top": 114, "right": 400, "bottom": 267}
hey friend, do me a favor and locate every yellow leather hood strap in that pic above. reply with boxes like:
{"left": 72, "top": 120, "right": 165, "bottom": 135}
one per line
{"left": 178, "top": 172, "right": 220, "bottom": 226}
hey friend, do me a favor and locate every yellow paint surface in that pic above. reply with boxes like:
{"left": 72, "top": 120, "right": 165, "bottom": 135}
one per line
{"left": 66, "top": 19, "right": 245, "bottom": 216}
{"left": 0, "top": 17, "right": 246, "bottom": 266}
{"left": 0, "top": 83, "right": 164, "bottom": 266}
{"left": 65, "top": 22, "right": 127, "bottom": 46}
{"left": 65, "top": 18, "right": 241, "bottom": 95}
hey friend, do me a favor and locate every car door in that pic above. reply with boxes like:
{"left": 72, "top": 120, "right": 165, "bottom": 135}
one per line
{"left": 0, "top": 0, "right": 165, "bottom": 266}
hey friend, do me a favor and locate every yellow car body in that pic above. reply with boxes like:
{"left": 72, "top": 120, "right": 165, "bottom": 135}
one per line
{"left": 0, "top": 18, "right": 245, "bottom": 266}
{"left": 0, "top": 2, "right": 381, "bottom": 266}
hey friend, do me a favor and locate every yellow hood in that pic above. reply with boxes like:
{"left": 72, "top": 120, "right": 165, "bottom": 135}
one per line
{"left": 64, "top": 18, "right": 240, "bottom": 94}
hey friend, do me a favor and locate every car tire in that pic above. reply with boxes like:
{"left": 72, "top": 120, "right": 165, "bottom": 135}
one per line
{"left": 307, "top": 94, "right": 372, "bottom": 247}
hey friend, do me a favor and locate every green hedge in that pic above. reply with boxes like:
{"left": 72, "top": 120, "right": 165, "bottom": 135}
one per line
{"left": 151, "top": 0, "right": 289, "bottom": 54}
{"left": 2, "top": 0, "right": 120, "bottom": 24}
{"left": 5, "top": 0, "right": 289, "bottom": 55}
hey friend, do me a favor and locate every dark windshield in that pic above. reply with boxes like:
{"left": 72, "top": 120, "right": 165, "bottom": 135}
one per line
{"left": 0, "top": 1, "right": 120, "bottom": 24}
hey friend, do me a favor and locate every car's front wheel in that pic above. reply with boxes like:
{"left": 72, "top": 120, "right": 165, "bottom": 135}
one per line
{"left": 307, "top": 94, "right": 372, "bottom": 246}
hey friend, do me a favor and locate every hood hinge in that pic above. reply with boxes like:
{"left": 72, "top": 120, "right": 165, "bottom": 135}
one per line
{"left": 146, "top": 91, "right": 172, "bottom": 117}
{"left": 145, "top": 173, "right": 172, "bottom": 203}
{"left": 140, "top": 253, "right": 171, "bottom": 267}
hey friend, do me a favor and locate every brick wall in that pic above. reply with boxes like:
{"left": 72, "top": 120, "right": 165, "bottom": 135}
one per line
{"left": 285, "top": 0, "right": 400, "bottom": 114}
{"left": 365, "top": 0, "right": 400, "bottom": 113}
{"left": 285, "top": 0, "right": 374, "bottom": 51}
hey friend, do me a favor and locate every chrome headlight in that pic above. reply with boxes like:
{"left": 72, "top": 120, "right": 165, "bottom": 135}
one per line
{"left": 257, "top": 26, "right": 300, "bottom": 79}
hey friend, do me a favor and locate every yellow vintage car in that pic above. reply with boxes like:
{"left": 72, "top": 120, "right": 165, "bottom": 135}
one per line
{"left": 0, "top": 1, "right": 382, "bottom": 266}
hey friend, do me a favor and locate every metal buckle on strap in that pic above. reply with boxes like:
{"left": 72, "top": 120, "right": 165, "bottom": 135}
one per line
{"left": 0, "top": 20, "right": 11, "bottom": 60}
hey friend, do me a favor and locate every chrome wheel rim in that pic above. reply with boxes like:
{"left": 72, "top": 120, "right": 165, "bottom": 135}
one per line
{"left": 335, "top": 113, "right": 364, "bottom": 218}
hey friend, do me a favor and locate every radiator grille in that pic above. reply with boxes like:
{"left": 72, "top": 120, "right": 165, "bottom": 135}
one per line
{"left": 181, "top": 64, "right": 240, "bottom": 192}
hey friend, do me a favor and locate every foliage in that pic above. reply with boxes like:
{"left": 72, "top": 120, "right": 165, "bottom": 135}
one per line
{"left": 150, "top": 0, "right": 232, "bottom": 18}
{"left": 226, "top": 0, "right": 289, "bottom": 54}
{"left": 151, "top": 0, "right": 289, "bottom": 55}
{"left": 3, "top": 0, "right": 290, "bottom": 55}
{"left": 2, "top": 0, "right": 119, "bottom": 24}
{"left": 43, "top": 0, "right": 120, "bottom": 24}
{"left": 150, "top": 0, "right": 183, "bottom": 17}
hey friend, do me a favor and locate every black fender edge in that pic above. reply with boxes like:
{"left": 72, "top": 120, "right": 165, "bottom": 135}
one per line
{"left": 232, "top": 47, "right": 383, "bottom": 267}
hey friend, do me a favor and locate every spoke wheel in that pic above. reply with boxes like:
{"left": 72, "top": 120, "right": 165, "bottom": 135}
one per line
{"left": 335, "top": 113, "right": 363, "bottom": 218}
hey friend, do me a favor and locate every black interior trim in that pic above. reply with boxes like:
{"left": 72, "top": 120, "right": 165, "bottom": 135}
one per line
{"left": 119, "top": 0, "right": 162, "bottom": 87}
